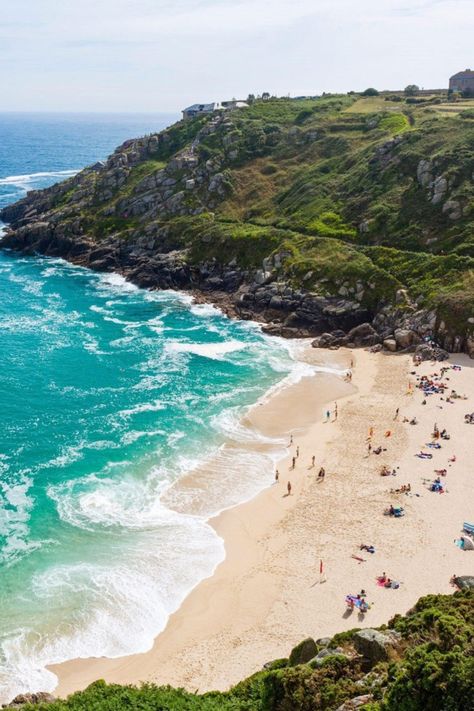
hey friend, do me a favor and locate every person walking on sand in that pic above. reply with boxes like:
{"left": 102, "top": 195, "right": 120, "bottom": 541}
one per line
{"left": 296, "top": 446, "right": 300, "bottom": 458}
{"left": 311, "top": 455, "right": 315, "bottom": 468}
{"left": 394, "top": 407, "right": 399, "bottom": 420}
{"left": 291, "top": 456, "right": 296, "bottom": 469}
{"left": 334, "top": 402, "right": 338, "bottom": 420}
{"left": 287, "top": 481, "right": 292, "bottom": 496}
{"left": 275, "top": 469, "right": 280, "bottom": 483}
{"left": 326, "top": 409, "right": 331, "bottom": 422}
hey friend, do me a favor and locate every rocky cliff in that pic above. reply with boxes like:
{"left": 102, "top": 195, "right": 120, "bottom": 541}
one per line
{"left": 1, "top": 95, "right": 474, "bottom": 355}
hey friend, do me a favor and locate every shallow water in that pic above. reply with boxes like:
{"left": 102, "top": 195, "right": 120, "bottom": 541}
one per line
{"left": 0, "top": 249, "right": 303, "bottom": 699}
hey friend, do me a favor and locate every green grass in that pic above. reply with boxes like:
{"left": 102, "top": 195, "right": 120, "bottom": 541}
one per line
{"left": 4, "top": 94, "right": 474, "bottom": 344}
{"left": 345, "top": 96, "right": 407, "bottom": 113}
{"left": 378, "top": 113, "right": 411, "bottom": 134}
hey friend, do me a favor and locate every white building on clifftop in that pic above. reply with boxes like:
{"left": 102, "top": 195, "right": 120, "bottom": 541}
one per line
{"left": 182, "top": 102, "right": 223, "bottom": 120}
{"left": 182, "top": 99, "right": 248, "bottom": 120}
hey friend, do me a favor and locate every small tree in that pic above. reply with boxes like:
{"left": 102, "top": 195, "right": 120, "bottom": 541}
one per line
{"left": 404, "top": 84, "right": 420, "bottom": 96}
{"left": 247, "top": 93, "right": 256, "bottom": 104}
{"left": 262, "top": 92, "right": 270, "bottom": 101}
{"left": 361, "top": 87, "right": 379, "bottom": 96}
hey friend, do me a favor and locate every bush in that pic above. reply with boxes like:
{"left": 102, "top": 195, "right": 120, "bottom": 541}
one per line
{"left": 362, "top": 88, "right": 379, "bottom": 96}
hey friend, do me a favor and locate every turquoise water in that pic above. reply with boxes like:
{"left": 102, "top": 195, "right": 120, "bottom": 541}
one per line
{"left": 0, "top": 113, "right": 303, "bottom": 700}
{"left": 0, "top": 250, "right": 299, "bottom": 699}
{"left": 0, "top": 112, "right": 177, "bottom": 209}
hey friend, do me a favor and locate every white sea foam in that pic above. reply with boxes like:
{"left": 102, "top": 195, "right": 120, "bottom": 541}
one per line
{"left": 189, "top": 302, "right": 222, "bottom": 317}
{"left": 165, "top": 339, "right": 246, "bottom": 360}
{"left": 143, "top": 289, "right": 194, "bottom": 306}
{"left": 0, "top": 169, "right": 78, "bottom": 191}
{"left": 96, "top": 273, "right": 138, "bottom": 293}
{"left": 0, "top": 476, "right": 36, "bottom": 565}
{"left": 121, "top": 429, "right": 166, "bottom": 445}
{"left": 211, "top": 406, "right": 285, "bottom": 445}
{"left": 1, "top": 514, "right": 224, "bottom": 701}
{"left": 162, "top": 446, "right": 282, "bottom": 520}
{"left": 115, "top": 400, "right": 166, "bottom": 419}
{"left": 45, "top": 444, "right": 85, "bottom": 469}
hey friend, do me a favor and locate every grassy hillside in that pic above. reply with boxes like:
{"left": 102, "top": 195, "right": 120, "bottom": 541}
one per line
{"left": 2, "top": 93, "right": 474, "bottom": 346}
{"left": 15, "top": 591, "right": 474, "bottom": 710}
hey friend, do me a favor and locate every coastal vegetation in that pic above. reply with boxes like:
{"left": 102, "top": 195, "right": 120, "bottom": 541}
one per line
{"left": 1, "top": 92, "right": 474, "bottom": 351}
{"left": 15, "top": 591, "right": 474, "bottom": 710}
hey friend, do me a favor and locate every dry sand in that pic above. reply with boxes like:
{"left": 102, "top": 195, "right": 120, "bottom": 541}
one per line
{"left": 51, "top": 347, "right": 474, "bottom": 697}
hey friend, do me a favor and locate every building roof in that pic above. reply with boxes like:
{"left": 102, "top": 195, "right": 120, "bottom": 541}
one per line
{"left": 183, "top": 102, "right": 221, "bottom": 113}
{"left": 450, "top": 69, "right": 474, "bottom": 79}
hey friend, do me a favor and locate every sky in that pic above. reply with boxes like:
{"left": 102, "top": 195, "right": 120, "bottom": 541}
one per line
{"left": 0, "top": 0, "right": 473, "bottom": 112}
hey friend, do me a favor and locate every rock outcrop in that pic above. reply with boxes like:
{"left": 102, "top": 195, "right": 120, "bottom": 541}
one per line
{"left": 353, "top": 628, "right": 401, "bottom": 665}
{"left": 1, "top": 103, "right": 473, "bottom": 355}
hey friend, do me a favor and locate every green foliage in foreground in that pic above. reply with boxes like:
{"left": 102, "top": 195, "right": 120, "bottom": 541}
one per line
{"left": 20, "top": 592, "right": 474, "bottom": 711}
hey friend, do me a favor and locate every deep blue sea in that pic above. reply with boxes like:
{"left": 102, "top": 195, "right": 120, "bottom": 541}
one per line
{"left": 0, "top": 114, "right": 301, "bottom": 700}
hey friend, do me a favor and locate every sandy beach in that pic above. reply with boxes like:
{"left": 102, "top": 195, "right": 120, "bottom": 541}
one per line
{"left": 50, "top": 346, "right": 474, "bottom": 697}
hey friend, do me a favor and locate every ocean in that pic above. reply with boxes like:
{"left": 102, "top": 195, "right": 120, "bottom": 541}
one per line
{"left": 0, "top": 114, "right": 304, "bottom": 700}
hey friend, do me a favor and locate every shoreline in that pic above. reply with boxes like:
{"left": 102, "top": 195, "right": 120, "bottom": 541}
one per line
{"left": 48, "top": 344, "right": 354, "bottom": 697}
{"left": 49, "top": 347, "right": 474, "bottom": 698}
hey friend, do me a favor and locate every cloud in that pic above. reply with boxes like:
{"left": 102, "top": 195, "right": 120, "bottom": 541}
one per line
{"left": 0, "top": 0, "right": 472, "bottom": 110}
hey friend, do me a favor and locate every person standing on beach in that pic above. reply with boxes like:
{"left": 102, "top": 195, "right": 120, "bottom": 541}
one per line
{"left": 394, "top": 407, "right": 399, "bottom": 420}
{"left": 311, "top": 455, "right": 315, "bottom": 468}
{"left": 296, "top": 446, "right": 300, "bottom": 458}
{"left": 334, "top": 402, "right": 338, "bottom": 420}
{"left": 287, "top": 481, "right": 292, "bottom": 496}
{"left": 291, "top": 456, "right": 296, "bottom": 469}
{"left": 326, "top": 409, "right": 330, "bottom": 422}
{"left": 275, "top": 469, "right": 280, "bottom": 483}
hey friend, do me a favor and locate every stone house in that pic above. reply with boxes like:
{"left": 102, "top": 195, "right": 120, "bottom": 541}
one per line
{"left": 449, "top": 69, "right": 474, "bottom": 93}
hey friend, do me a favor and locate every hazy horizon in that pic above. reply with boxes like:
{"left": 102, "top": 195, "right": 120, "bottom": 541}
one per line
{"left": 1, "top": 0, "right": 473, "bottom": 112}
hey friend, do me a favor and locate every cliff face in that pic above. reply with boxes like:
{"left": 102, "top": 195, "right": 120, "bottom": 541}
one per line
{"left": 1, "top": 96, "right": 474, "bottom": 354}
